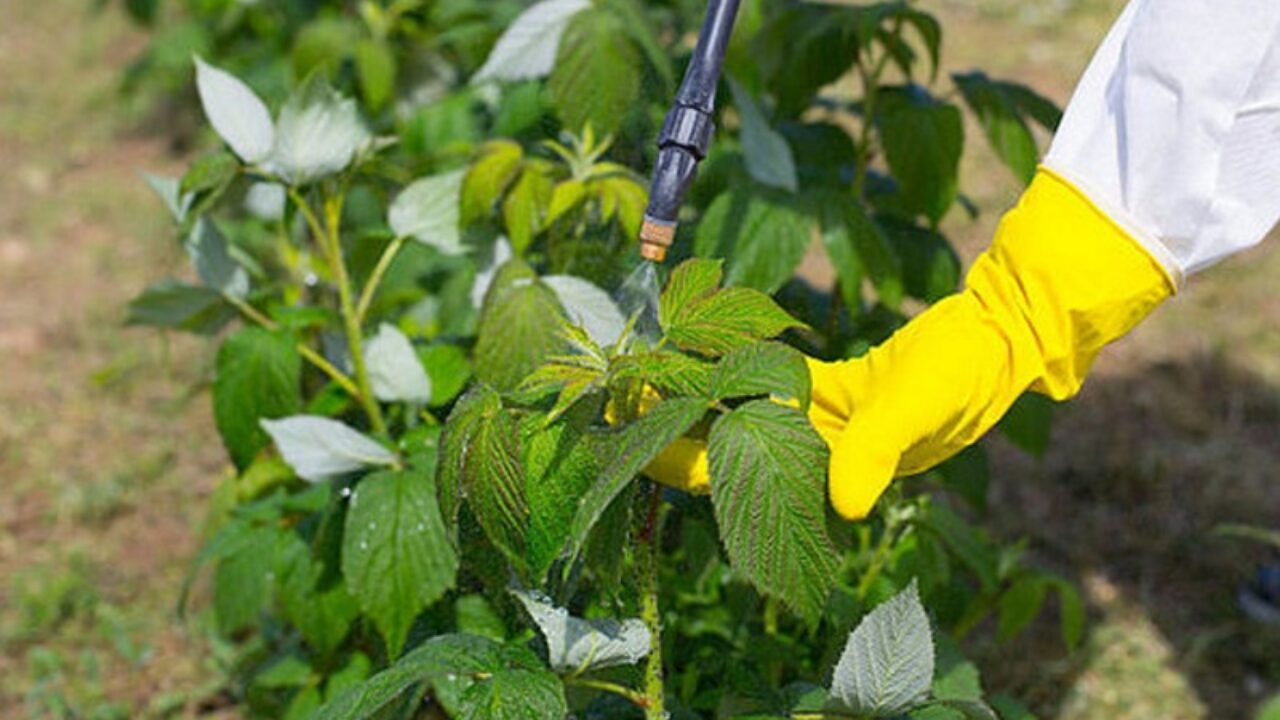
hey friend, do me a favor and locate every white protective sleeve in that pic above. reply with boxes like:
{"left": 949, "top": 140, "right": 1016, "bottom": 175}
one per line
{"left": 1044, "top": 0, "right": 1280, "bottom": 284}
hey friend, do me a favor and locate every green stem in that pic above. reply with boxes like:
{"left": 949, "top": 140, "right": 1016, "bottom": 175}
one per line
{"left": 225, "top": 293, "right": 362, "bottom": 399}
{"left": 856, "top": 518, "right": 900, "bottom": 602}
{"left": 850, "top": 19, "right": 901, "bottom": 202}
{"left": 355, "top": 234, "right": 408, "bottom": 326}
{"left": 563, "top": 677, "right": 649, "bottom": 708}
{"left": 638, "top": 485, "right": 666, "bottom": 720}
{"left": 290, "top": 186, "right": 387, "bottom": 435}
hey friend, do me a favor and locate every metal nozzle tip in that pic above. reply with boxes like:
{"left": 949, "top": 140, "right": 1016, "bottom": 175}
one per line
{"left": 639, "top": 218, "right": 676, "bottom": 263}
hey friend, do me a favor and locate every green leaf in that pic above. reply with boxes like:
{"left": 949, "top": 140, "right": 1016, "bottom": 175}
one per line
{"left": 694, "top": 187, "right": 810, "bottom": 294}
{"left": 917, "top": 503, "right": 998, "bottom": 594}
{"left": 125, "top": 279, "right": 235, "bottom": 335}
{"left": 663, "top": 286, "right": 803, "bottom": 357}
{"left": 474, "top": 261, "right": 567, "bottom": 392}
{"left": 291, "top": 18, "right": 360, "bottom": 79}
{"left": 185, "top": 219, "right": 249, "bottom": 298}
{"left": 276, "top": 530, "right": 359, "bottom": 657}
{"left": 213, "top": 327, "right": 302, "bottom": 470}
{"left": 953, "top": 72, "right": 1039, "bottom": 185}
{"left": 461, "top": 140, "right": 524, "bottom": 227}
{"left": 354, "top": 38, "right": 396, "bottom": 112}
{"left": 566, "top": 397, "right": 708, "bottom": 562}
{"left": 990, "top": 695, "right": 1039, "bottom": 720}
{"left": 658, "top": 258, "right": 723, "bottom": 329}
{"left": 342, "top": 468, "right": 458, "bottom": 656}
{"left": 708, "top": 400, "right": 837, "bottom": 620}
{"left": 936, "top": 445, "right": 990, "bottom": 514}
{"left": 511, "top": 589, "right": 649, "bottom": 673}
{"left": 213, "top": 524, "right": 277, "bottom": 635}
{"left": 932, "top": 635, "right": 984, "bottom": 702}
{"left": 877, "top": 85, "right": 964, "bottom": 225}
{"left": 462, "top": 408, "right": 529, "bottom": 573}
{"left": 389, "top": 169, "right": 466, "bottom": 255}
{"left": 438, "top": 385, "right": 501, "bottom": 532}
{"left": 998, "top": 392, "right": 1055, "bottom": 458}
{"left": 610, "top": 351, "right": 714, "bottom": 397}
{"left": 311, "top": 634, "right": 564, "bottom": 720}
{"left": 729, "top": 79, "right": 798, "bottom": 193}
{"left": 547, "top": 8, "right": 642, "bottom": 136}
{"left": 997, "top": 576, "right": 1047, "bottom": 643}
{"left": 523, "top": 415, "right": 600, "bottom": 578}
{"left": 419, "top": 344, "right": 472, "bottom": 407}
{"left": 828, "top": 581, "right": 934, "bottom": 716}
{"left": 709, "top": 341, "right": 810, "bottom": 408}
{"left": 502, "top": 162, "right": 555, "bottom": 255}
{"left": 1045, "top": 575, "right": 1085, "bottom": 651}
{"left": 884, "top": 221, "right": 961, "bottom": 303}
{"left": 180, "top": 150, "right": 238, "bottom": 197}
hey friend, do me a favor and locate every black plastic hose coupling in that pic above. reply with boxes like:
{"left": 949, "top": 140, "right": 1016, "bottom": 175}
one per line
{"left": 640, "top": 0, "right": 741, "bottom": 262}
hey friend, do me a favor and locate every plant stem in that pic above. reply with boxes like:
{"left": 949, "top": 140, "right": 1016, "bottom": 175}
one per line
{"left": 322, "top": 193, "right": 388, "bottom": 435}
{"left": 563, "top": 677, "right": 649, "bottom": 708}
{"left": 355, "top": 234, "right": 408, "bottom": 325}
{"left": 856, "top": 517, "right": 901, "bottom": 602}
{"left": 224, "top": 293, "right": 362, "bottom": 399}
{"left": 291, "top": 186, "right": 387, "bottom": 435}
{"left": 637, "top": 485, "right": 667, "bottom": 720}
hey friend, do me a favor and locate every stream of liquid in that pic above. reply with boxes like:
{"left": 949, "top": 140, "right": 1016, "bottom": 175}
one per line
{"left": 616, "top": 260, "right": 663, "bottom": 345}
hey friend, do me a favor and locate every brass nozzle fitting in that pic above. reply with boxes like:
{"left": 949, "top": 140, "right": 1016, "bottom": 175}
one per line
{"left": 639, "top": 219, "right": 676, "bottom": 263}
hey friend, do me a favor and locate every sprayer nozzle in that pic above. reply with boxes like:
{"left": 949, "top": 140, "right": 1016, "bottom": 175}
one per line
{"left": 639, "top": 218, "right": 676, "bottom": 262}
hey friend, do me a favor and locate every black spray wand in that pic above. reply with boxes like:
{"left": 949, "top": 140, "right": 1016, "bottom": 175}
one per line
{"left": 638, "top": 0, "right": 742, "bottom": 262}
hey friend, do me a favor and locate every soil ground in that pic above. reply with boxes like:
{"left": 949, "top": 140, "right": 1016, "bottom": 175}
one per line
{"left": 1, "top": 0, "right": 1277, "bottom": 718}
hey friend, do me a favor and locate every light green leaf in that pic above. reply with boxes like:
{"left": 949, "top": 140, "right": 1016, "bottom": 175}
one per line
{"left": 511, "top": 589, "right": 649, "bottom": 673}
{"left": 547, "top": 8, "right": 641, "bottom": 136}
{"left": 474, "top": 261, "right": 567, "bottom": 392}
{"left": 543, "top": 274, "right": 626, "bottom": 347}
{"left": 828, "top": 580, "right": 934, "bottom": 716}
{"left": 708, "top": 400, "right": 838, "bottom": 620}
{"left": 610, "top": 350, "right": 714, "bottom": 398}
{"left": 194, "top": 56, "right": 274, "bottom": 164}
{"left": 438, "top": 385, "right": 502, "bottom": 531}
{"left": 260, "top": 415, "right": 397, "bottom": 482}
{"left": 213, "top": 327, "right": 302, "bottom": 470}
{"left": 709, "top": 341, "right": 810, "bottom": 408}
{"left": 419, "top": 344, "right": 472, "bottom": 407}
{"left": 268, "top": 75, "right": 370, "bottom": 184}
{"left": 461, "top": 141, "right": 524, "bottom": 226}
{"left": 364, "top": 323, "right": 432, "bottom": 404}
{"left": 502, "top": 162, "right": 555, "bottom": 255}
{"left": 729, "top": 79, "right": 797, "bottom": 193}
{"left": 664, "top": 286, "right": 803, "bottom": 357}
{"left": 473, "top": 0, "right": 592, "bottom": 83}
{"left": 343, "top": 468, "right": 458, "bottom": 656}
{"left": 389, "top": 169, "right": 466, "bottom": 255}
{"left": 354, "top": 38, "right": 395, "bottom": 112}
{"left": 566, "top": 397, "right": 709, "bottom": 562}
{"left": 658, "top": 258, "right": 723, "bottom": 329}
{"left": 694, "top": 187, "right": 810, "bottom": 294}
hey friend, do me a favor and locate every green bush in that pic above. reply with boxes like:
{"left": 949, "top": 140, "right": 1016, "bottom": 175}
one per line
{"left": 128, "top": 1, "right": 1081, "bottom": 717}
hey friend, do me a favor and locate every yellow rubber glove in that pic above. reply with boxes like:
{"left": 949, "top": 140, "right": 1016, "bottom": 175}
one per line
{"left": 641, "top": 169, "right": 1174, "bottom": 515}
{"left": 810, "top": 168, "right": 1174, "bottom": 519}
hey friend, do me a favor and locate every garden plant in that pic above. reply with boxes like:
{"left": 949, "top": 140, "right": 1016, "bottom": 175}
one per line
{"left": 126, "top": 1, "right": 1087, "bottom": 717}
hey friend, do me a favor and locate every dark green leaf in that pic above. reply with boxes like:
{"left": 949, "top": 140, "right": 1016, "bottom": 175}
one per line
{"left": 213, "top": 524, "right": 277, "bottom": 635}
{"left": 997, "top": 576, "right": 1047, "bottom": 643}
{"left": 462, "top": 408, "right": 528, "bottom": 573}
{"left": 523, "top": 415, "right": 600, "bottom": 579}
{"left": 566, "top": 397, "right": 709, "bottom": 562}
{"left": 439, "top": 385, "right": 502, "bottom": 534}
{"left": 547, "top": 8, "right": 642, "bottom": 136}
{"left": 125, "top": 279, "right": 235, "bottom": 335}
{"left": 708, "top": 400, "right": 838, "bottom": 620}
{"left": 917, "top": 503, "right": 998, "bottom": 593}
{"left": 342, "top": 468, "right": 459, "bottom": 656}
{"left": 953, "top": 72, "right": 1048, "bottom": 185}
{"left": 998, "top": 392, "right": 1056, "bottom": 458}
{"left": 936, "top": 445, "right": 990, "bottom": 514}
{"left": 877, "top": 85, "right": 964, "bottom": 225}
{"left": 213, "top": 327, "right": 302, "bottom": 470}
{"left": 883, "top": 220, "right": 960, "bottom": 303}
{"left": 276, "top": 530, "right": 359, "bottom": 657}
{"left": 694, "top": 187, "right": 810, "bottom": 294}
{"left": 418, "top": 344, "right": 472, "bottom": 407}
{"left": 709, "top": 341, "right": 810, "bottom": 408}
{"left": 991, "top": 695, "right": 1039, "bottom": 720}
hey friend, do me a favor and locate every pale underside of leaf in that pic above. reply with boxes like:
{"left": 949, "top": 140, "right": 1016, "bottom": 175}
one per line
{"left": 261, "top": 415, "right": 398, "bottom": 482}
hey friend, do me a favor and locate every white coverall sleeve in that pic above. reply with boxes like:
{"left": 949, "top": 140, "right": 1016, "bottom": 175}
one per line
{"left": 1044, "top": 0, "right": 1280, "bottom": 283}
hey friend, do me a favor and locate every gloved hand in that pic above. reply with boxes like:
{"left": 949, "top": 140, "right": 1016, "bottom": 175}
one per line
{"left": 646, "top": 169, "right": 1175, "bottom": 519}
